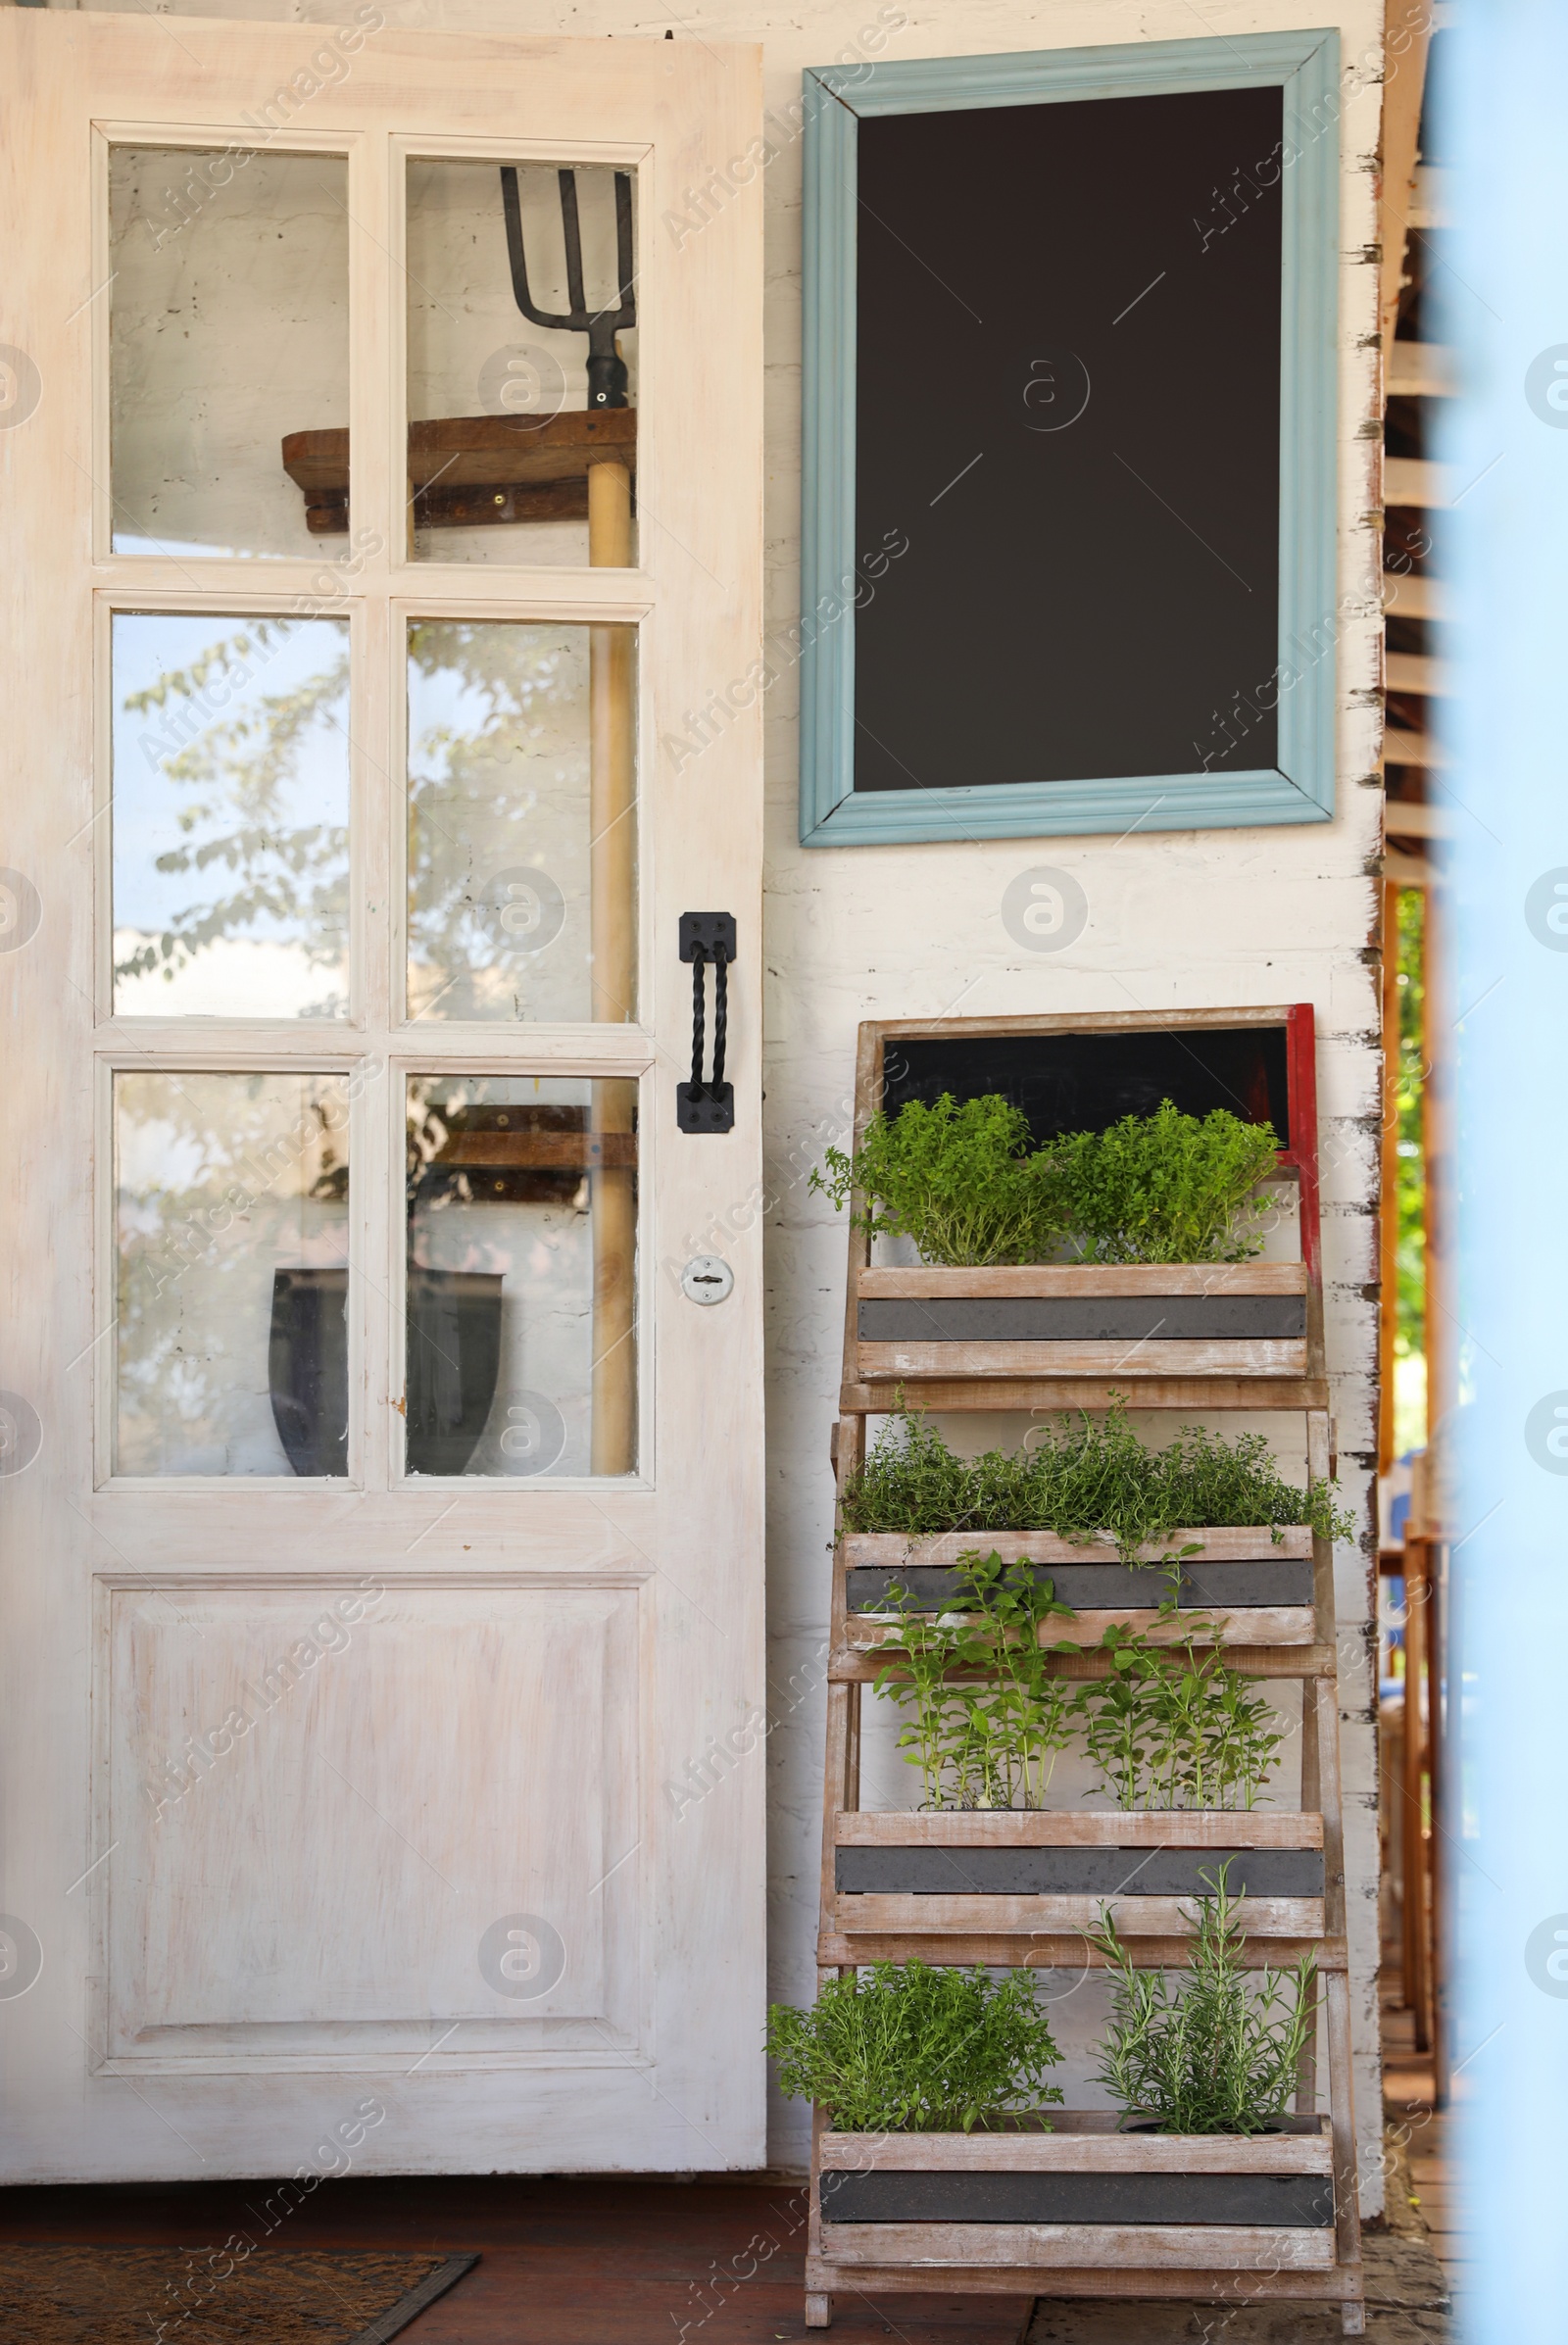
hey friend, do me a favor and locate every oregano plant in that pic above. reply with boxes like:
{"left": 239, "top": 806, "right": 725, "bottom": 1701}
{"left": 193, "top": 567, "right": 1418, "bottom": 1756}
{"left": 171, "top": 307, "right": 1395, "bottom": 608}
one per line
{"left": 811, "top": 1093, "right": 1283, "bottom": 1268}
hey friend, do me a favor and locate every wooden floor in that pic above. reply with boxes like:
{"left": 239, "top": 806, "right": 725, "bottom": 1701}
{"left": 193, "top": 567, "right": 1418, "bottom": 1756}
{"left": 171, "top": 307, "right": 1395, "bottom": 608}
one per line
{"left": 0, "top": 2173, "right": 1030, "bottom": 2345}
{"left": 1381, "top": 1968, "right": 1468, "bottom": 2326}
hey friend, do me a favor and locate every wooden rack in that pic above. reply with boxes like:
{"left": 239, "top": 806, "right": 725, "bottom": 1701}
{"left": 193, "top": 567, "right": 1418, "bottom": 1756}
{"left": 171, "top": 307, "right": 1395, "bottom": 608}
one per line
{"left": 280, "top": 409, "right": 636, "bottom": 534}
{"left": 807, "top": 1007, "right": 1364, "bottom": 2337}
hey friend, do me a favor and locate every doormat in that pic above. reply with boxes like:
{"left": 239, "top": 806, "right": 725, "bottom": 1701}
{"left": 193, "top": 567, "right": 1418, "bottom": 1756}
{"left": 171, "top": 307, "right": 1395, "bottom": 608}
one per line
{"left": 0, "top": 2245, "right": 478, "bottom": 2344}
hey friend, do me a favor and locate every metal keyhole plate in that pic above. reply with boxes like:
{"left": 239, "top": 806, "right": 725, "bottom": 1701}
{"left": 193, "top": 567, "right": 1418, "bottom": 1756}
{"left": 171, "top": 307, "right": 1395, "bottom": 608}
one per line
{"left": 681, "top": 1254, "right": 734, "bottom": 1306}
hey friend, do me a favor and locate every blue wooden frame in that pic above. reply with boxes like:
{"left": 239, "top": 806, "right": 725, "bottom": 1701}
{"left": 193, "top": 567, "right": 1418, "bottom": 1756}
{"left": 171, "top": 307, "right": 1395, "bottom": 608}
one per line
{"left": 799, "top": 31, "right": 1341, "bottom": 847}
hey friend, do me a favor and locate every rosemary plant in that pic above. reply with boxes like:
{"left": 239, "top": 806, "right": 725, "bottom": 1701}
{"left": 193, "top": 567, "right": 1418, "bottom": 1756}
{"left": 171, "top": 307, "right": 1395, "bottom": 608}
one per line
{"left": 765, "top": 1960, "right": 1065, "bottom": 2132}
{"left": 1087, "top": 1862, "right": 1319, "bottom": 2133}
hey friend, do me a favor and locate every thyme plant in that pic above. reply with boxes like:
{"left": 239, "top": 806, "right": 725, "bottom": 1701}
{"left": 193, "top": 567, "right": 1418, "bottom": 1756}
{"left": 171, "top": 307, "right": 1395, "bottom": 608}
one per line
{"left": 838, "top": 1402, "right": 1354, "bottom": 1560}
{"left": 765, "top": 1961, "right": 1065, "bottom": 2132}
{"left": 1087, "top": 1863, "right": 1319, "bottom": 2133}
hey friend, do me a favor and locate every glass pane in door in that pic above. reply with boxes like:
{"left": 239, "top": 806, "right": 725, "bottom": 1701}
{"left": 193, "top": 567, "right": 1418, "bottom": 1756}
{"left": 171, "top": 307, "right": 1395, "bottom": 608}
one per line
{"left": 112, "top": 611, "right": 351, "bottom": 1017}
{"left": 115, "top": 1071, "right": 352, "bottom": 1477}
{"left": 405, "top": 1075, "right": 637, "bottom": 1477}
{"left": 109, "top": 147, "right": 350, "bottom": 556}
{"left": 406, "top": 158, "right": 638, "bottom": 565}
{"left": 407, "top": 619, "right": 636, "bottom": 1023}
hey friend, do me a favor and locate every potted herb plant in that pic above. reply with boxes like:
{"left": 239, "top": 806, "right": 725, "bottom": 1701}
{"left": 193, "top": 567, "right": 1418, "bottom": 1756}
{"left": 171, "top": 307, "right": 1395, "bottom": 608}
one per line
{"left": 837, "top": 1402, "right": 1350, "bottom": 1644}
{"left": 829, "top": 1559, "right": 1325, "bottom": 1941}
{"left": 786, "top": 1912, "right": 1334, "bottom": 2278}
{"left": 812, "top": 1093, "right": 1311, "bottom": 1380}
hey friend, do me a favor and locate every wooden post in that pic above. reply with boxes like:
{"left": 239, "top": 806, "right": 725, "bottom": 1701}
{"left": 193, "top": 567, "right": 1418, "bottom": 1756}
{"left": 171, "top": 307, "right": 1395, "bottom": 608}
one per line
{"left": 1379, "top": 881, "right": 1401, "bottom": 1472}
{"left": 1422, "top": 883, "right": 1449, "bottom": 1457}
{"left": 1378, "top": 0, "right": 1434, "bottom": 373}
{"left": 588, "top": 455, "right": 637, "bottom": 1476}
{"left": 1401, "top": 1531, "right": 1431, "bottom": 2046}
{"left": 1427, "top": 1535, "right": 1450, "bottom": 2104}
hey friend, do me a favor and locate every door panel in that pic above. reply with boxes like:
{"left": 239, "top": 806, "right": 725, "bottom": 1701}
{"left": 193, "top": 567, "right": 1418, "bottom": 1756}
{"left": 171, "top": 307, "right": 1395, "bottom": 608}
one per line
{"left": 0, "top": 12, "right": 763, "bottom": 2178}
{"left": 103, "top": 1578, "right": 643, "bottom": 2061}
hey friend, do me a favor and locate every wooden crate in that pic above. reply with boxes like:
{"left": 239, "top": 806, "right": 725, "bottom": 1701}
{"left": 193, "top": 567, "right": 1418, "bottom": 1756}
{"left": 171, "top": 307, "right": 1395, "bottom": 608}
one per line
{"left": 807, "top": 2108, "right": 1364, "bottom": 2331}
{"left": 855, "top": 1260, "right": 1310, "bottom": 1383}
{"left": 840, "top": 1523, "right": 1317, "bottom": 1646}
{"left": 827, "top": 1809, "right": 1325, "bottom": 1942}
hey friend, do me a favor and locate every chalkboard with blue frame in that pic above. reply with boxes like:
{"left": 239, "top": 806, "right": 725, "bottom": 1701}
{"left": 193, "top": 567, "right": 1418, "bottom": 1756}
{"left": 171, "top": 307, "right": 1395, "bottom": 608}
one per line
{"left": 798, "top": 31, "right": 1341, "bottom": 846}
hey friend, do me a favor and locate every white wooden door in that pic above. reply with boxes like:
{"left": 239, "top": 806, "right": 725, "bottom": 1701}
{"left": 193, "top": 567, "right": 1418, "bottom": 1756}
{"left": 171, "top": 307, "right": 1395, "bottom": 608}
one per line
{"left": 0, "top": 11, "right": 764, "bottom": 2179}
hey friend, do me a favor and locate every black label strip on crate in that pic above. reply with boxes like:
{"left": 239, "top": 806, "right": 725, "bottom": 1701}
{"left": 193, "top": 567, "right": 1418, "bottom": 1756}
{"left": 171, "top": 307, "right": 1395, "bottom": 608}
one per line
{"left": 857, "top": 1295, "right": 1307, "bottom": 1342}
{"left": 844, "top": 1559, "right": 1314, "bottom": 1612}
{"left": 818, "top": 2170, "right": 1335, "bottom": 2228}
{"left": 834, "top": 1846, "right": 1325, "bottom": 1897}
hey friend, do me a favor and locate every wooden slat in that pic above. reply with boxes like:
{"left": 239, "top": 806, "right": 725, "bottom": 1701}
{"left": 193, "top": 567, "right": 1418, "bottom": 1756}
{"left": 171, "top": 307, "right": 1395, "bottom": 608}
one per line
{"left": 819, "top": 2130, "right": 1331, "bottom": 2176}
{"left": 841, "top": 1377, "right": 1332, "bottom": 1414}
{"left": 1384, "top": 457, "right": 1453, "bottom": 508}
{"left": 1384, "top": 727, "right": 1446, "bottom": 768}
{"left": 827, "top": 1893, "right": 1324, "bottom": 1936}
{"left": 841, "top": 1606, "right": 1316, "bottom": 1651}
{"left": 858, "top": 1264, "right": 1306, "bottom": 1299}
{"left": 862, "top": 1006, "right": 1306, "bottom": 1043}
{"left": 1385, "top": 652, "right": 1450, "bottom": 697}
{"left": 1382, "top": 570, "right": 1449, "bottom": 619}
{"left": 280, "top": 408, "right": 638, "bottom": 495}
{"left": 857, "top": 1340, "right": 1308, "bottom": 1380}
{"left": 841, "top": 1527, "right": 1312, "bottom": 1568}
{"left": 815, "top": 1930, "right": 1348, "bottom": 1971}
{"left": 805, "top": 2254, "right": 1361, "bottom": 2303}
{"left": 830, "top": 1641, "right": 1336, "bottom": 1684}
{"left": 813, "top": 2222, "right": 1336, "bottom": 2272}
{"left": 434, "top": 1130, "right": 638, "bottom": 1169}
{"left": 1386, "top": 343, "right": 1457, "bottom": 398}
{"left": 1382, "top": 848, "right": 1437, "bottom": 888}
{"left": 1384, "top": 799, "right": 1454, "bottom": 838}
{"left": 1409, "top": 165, "right": 1450, "bottom": 227}
{"left": 834, "top": 1812, "right": 1323, "bottom": 1850}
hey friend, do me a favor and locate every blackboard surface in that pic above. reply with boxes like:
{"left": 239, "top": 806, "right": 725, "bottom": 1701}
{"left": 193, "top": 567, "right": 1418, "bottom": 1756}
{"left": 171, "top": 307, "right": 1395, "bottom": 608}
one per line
{"left": 854, "top": 84, "right": 1283, "bottom": 793}
{"left": 882, "top": 1026, "right": 1290, "bottom": 1144}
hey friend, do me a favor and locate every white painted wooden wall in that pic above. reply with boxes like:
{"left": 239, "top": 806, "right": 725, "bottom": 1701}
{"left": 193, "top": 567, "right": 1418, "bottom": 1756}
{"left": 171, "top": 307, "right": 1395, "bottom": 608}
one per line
{"left": 65, "top": 0, "right": 1389, "bottom": 2209}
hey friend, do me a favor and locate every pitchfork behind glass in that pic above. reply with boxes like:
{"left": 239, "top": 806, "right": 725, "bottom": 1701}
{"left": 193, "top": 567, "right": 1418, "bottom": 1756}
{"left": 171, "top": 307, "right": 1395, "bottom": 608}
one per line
{"left": 499, "top": 166, "right": 636, "bottom": 411}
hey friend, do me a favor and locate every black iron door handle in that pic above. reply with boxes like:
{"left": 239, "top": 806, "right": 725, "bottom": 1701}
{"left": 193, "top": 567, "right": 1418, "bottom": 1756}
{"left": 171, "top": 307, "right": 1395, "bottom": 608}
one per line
{"left": 676, "top": 913, "right": 736, "bottom": 1133}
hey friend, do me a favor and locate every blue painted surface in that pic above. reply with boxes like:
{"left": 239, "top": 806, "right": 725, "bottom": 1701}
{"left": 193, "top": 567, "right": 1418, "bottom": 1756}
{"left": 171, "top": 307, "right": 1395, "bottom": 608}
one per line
{"left": 1438, "top": 8, "right": 1568, "bottom": 2337}
{"left": 798, "top": 31, "right": 1341, "bottom": 846}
